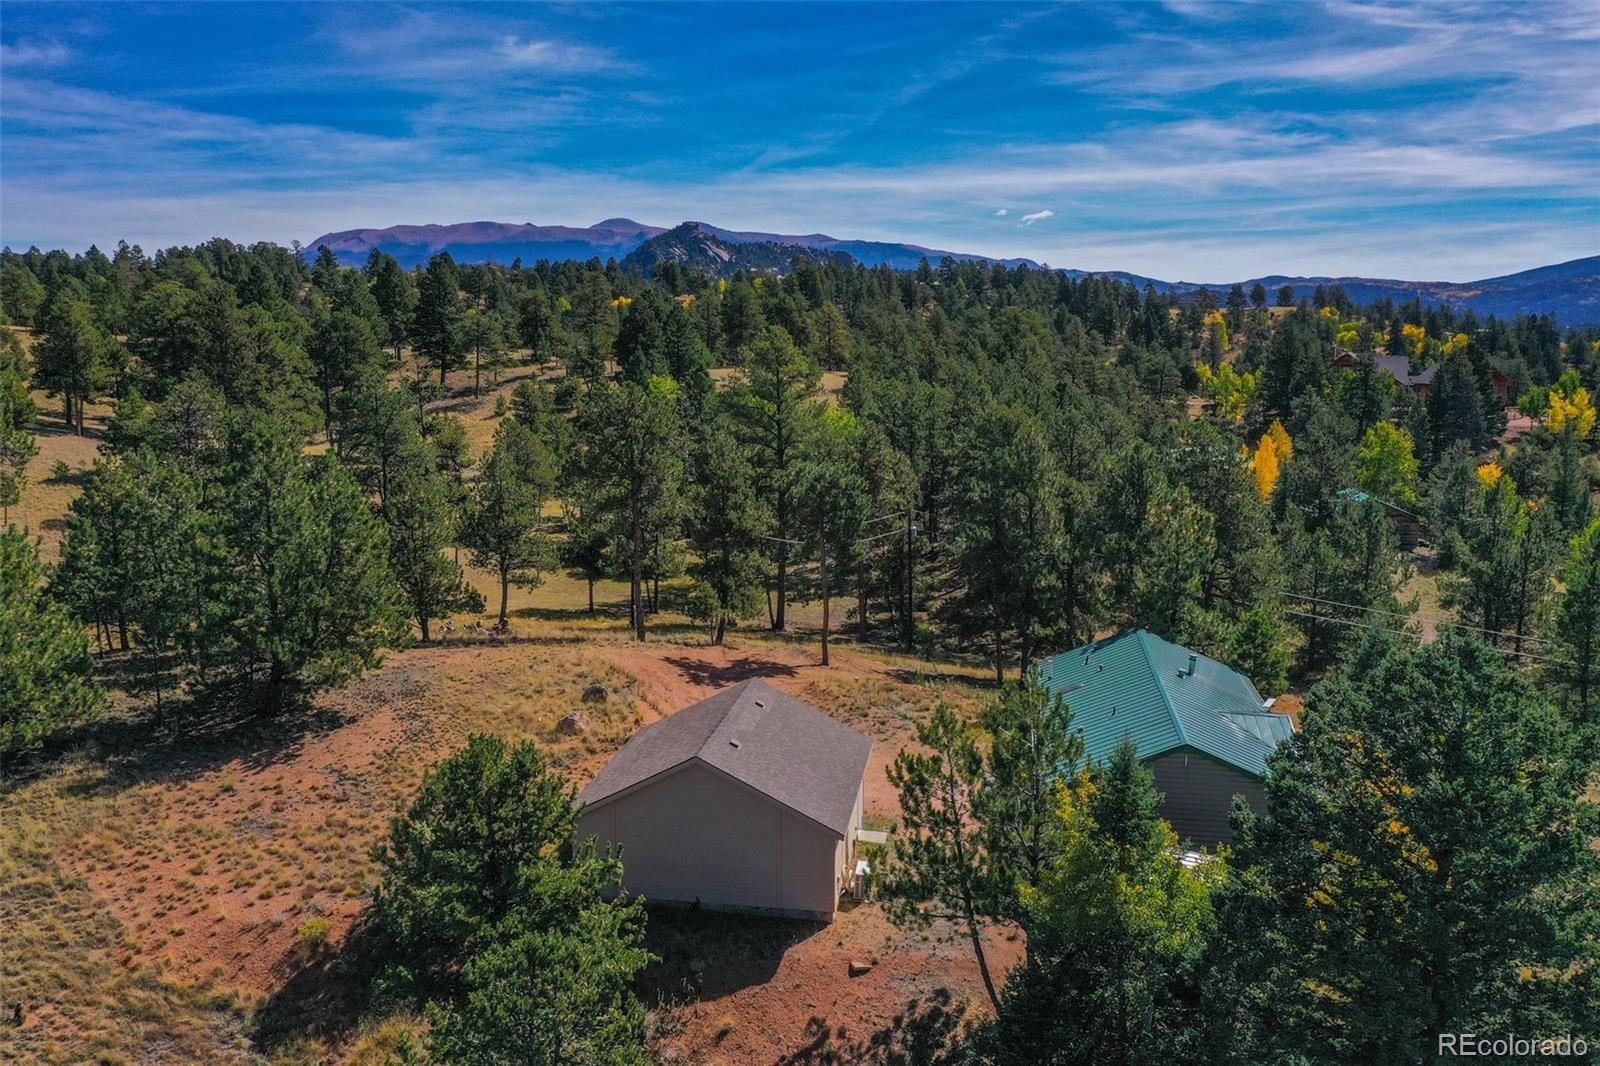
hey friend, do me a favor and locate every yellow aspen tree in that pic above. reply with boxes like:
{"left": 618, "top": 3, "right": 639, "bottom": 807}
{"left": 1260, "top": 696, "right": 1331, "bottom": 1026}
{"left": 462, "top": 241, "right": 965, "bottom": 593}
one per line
{"left": 1267, "top": 419, "right": 1293, "bottom": 464}
{"left": 1253, "top": 433, "right": 1281, "bottom": 499}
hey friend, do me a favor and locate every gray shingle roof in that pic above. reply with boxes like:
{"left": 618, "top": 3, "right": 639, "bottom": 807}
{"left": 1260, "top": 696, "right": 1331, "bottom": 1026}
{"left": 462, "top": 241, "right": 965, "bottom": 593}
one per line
{"left": 578, "top": 679, "right": 871, "bottom": 837}
{"left": 1374, "top": 355, "right": 1439, "bottom": 387}
{"left": 1038, "top": 629, "right": 1294, "bottom": 779}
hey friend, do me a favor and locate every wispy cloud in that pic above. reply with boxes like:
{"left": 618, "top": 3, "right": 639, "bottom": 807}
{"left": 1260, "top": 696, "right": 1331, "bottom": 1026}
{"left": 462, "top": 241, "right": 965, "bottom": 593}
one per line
{"left": 333, "top": 10, "right": 632, "bottom": 82}
{"left": 0, "top": 39, "right": 71, "bottom": 68}
{"left": 0, "top": 1, "right": 1594, "bottom": 282}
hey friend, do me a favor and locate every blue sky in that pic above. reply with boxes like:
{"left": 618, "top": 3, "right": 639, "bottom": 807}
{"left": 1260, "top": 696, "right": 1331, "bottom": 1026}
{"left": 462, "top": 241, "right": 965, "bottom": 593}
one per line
{"left": 2, "top": 1, "right": 1596, "bottom": 280}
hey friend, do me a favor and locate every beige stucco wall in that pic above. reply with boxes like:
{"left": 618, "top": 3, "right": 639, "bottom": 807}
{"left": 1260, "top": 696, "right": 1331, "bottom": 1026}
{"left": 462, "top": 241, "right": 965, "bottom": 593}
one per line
{"left": 1146, "top": 749, "right": 1267, "bottom": 846}
{"left": 577, "top": 760, "right": 845, "bottom": 920}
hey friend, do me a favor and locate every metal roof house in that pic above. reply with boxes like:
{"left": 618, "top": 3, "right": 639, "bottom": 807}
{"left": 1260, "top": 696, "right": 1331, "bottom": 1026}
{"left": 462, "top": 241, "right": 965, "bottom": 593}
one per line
{"left": 1039, "top": 629, "right": 1295, "bottom": 845}
{"left": 577, "top": 679, "right": 871, "bottom": 922}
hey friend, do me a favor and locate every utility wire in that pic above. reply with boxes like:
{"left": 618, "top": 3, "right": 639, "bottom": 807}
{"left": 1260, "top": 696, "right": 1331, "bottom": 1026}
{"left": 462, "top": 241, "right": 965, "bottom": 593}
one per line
{"left": 1284, "top": 591, "right": 1556, "bottom": 647}
{"left": 1283, "top": 608, "right": 1574, "bottom": 667}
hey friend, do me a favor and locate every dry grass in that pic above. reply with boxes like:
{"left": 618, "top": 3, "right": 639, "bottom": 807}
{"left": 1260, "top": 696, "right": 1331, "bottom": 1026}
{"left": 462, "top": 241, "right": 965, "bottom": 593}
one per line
{"left": 0, "top": 641, "right": 643, "bottom": 1064}
{"left": 9, "top": 395, "right": 110, "bottom": 561}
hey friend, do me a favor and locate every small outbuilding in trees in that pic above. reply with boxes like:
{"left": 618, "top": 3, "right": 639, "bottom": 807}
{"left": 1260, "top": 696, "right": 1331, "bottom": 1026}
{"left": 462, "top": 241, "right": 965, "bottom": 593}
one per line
{"left": 577, "top": 679, "right": 871, "bottom": 921}
{"left": 1038, "top": 629, "right": 1294, "bottom": 845}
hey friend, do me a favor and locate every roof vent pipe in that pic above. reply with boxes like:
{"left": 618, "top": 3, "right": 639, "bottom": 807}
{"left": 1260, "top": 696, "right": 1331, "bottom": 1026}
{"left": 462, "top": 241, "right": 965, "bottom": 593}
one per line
{"left": 1186, "top": 654, "right": 1198, "bottom": 677}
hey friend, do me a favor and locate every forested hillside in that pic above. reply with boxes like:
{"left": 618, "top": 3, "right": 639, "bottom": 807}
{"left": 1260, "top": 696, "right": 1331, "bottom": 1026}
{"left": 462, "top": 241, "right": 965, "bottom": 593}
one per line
{"left": 3, "top": 237, "right": 1597, "bottom": 712}
{"left": 2, "top": 238, "right": 1597, "bottom": 1063}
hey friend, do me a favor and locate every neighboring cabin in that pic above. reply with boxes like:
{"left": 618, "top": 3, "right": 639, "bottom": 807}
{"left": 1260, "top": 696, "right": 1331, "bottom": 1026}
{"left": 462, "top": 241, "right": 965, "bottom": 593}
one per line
{"left": 1330, "top": 350, "right": 1512, "bottom": 404}
{"left": 578, "top": 679, "right": 871, "bottom": 922}
{"left": 1039, "top": 629, "right": 1295, "bottom": 845}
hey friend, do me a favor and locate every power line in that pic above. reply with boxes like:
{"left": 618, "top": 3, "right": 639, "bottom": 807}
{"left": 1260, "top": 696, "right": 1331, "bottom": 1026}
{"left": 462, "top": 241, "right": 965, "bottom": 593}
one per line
{"left": 1284, "top": 591, "right": 1556, "bottom": 647}
{"left": 1282, "top": 608, "right": 1574, "bottom": 667}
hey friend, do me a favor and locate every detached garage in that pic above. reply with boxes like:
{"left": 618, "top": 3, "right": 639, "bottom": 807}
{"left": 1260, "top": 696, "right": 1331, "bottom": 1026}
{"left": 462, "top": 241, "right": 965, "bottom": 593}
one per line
{"left": 577, "top": 679, "right": 871, "bottom": 922}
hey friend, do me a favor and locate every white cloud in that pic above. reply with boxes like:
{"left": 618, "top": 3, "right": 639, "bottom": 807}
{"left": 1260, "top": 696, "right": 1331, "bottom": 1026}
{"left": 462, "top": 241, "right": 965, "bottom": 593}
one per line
{"left": 1020, "top": 209, "right": 1055, "bottom": 225}
{"left": 0, "top": 39, "right": 71, "bottom": 68}
{"left": 994, "top": 208, "right": 1008, "bottom": 216}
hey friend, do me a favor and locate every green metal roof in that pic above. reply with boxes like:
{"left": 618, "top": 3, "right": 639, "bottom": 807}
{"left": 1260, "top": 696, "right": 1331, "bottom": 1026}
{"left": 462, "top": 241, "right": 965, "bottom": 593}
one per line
{"left": 1038, "top": 629, "right": 1294, "bottom": 779}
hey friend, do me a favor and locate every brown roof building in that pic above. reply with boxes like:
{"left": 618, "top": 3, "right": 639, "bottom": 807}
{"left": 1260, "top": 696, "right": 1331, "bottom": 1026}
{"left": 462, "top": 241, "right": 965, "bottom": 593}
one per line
{"left": 578, "top": 680, "right": 871, "bottom": 921}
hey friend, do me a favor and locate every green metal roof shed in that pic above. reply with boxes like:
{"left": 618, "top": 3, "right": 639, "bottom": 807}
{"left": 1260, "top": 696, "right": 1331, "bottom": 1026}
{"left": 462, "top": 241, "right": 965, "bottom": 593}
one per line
{"left": 1038, "top": 629, "right": 1294, "bottom": 779}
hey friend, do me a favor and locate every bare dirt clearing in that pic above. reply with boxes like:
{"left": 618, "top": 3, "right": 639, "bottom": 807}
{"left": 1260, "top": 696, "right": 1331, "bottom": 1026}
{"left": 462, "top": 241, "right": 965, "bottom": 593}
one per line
{"left": 3, "top": 622, "right": 1001, "bottom": 1064}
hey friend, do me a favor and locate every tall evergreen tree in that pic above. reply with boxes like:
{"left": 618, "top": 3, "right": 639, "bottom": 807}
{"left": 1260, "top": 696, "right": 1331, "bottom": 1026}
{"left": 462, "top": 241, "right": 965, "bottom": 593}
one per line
{"left": 386, "top": 448, "right": 484, "bottom": 641}
{"left": 212, "top": 416, "right": 409, "bottom": 710}
{"left": 574, "top": 378, "right": 685, "bottom": 641}
{"left": 795, "top": 407, "right": 870, "bottom": 665}
{"left": 367, "top": 249, "right": 415, "bottom": 360}
{"left": 943, "top": 402, "right": 1069, "bottom": 681}
{"left": 413, "top": 252, "right": 463, "bottom": 386}
{"left": 1543, "top": 518, "right": 1600, "bottom": 722}
{"left": 0, "top": 326, "right": 38, "bottom": 523}
{"left": 2, "top": 528, "right": 104, "bottom": 774}
{"left": 728, "top": 326, "right": 822, "bottom": 632}
{"left": 976, "top": 742, "right": 1218, "bottom": 1066}
{"left": 460, "top": 420, "right": 556, "bottom": 630}
{"left": 33, "top": 292, "right": 110, "bottom": 434}
{"left": 685, "top": 420, "right": 767, "bottom": 644}
{"left": 1210, "top": 635, "right": 1599, "bottom": 1063}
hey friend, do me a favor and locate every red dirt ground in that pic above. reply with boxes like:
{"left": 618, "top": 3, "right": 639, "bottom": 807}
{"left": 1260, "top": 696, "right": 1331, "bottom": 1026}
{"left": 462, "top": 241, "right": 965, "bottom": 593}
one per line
{"left": 35, "top": 634, "right": 1006, "bottom": 1063}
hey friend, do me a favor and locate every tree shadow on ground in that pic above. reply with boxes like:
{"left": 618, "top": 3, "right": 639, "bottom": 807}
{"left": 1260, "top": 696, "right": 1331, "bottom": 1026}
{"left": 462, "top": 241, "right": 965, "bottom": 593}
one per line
{"left": 659, "top": 654, "right": 801, "bottom": 689}
{"left": 639, "top": 907, "right": 822, "bottom": 1004}
{"left": 777, "top": 988, "right": 969, "bottom": 1065}
{"left": 249, "top": 913, "right": 390, "bottom": 1053}
{"left": 3, "top": 669, "right": 362, "bottom": 799}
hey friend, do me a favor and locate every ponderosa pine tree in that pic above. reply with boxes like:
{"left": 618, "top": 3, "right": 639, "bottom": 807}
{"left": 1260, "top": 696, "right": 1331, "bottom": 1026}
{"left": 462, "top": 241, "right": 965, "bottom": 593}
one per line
{"left": 307, "top": 308, "right": 385, "bottom": 443}
{"left": 386, "top": 448, "right": 484, "bottom": 642}
{"left": 1284, "top": 496, "right": 1409, "bottom": 673}
{"left": 425, "top": 903, "right": 652, "bottom": 1066}
{"left": 943, "top": 401, "right": 1069, "bottom": 681}
{"left": 795, "top": 408, "right": 870, "bottom": 665}
{"left": 1428, "top": 353, "right": 1488, "bottom": 453}
{"left": 883, "top": 703, "right": 1004, "bottom": 1013}
{"left": 53, "top": 457, "right": 140, "bottom": 652}
{"left": 975, "top": 677, "right": 1084, "bottom": 924}
{"left": 1543, "top": 518, "right": 1600, "bottom": 722}
{"left": 373, "top": 734, "right": 651, "bottom": 1047}
{"left": 1209, "top": 634, "right": 1600, "bottom": 1064}
{"left": 975, "top": 742, "right": 1219, "bottom": 1066}
{"left": 574, "top": 377, "right": 685, "bottom": 641}
{"left": 1, "top": 528, "right": 104, "bottom": 775}
{"left": 685, "top": 420, "right": 767, "bottom": 644}
{"left": 366, "top": 249, "right": 414, "bottom": 361}
{"left": 1448, "top": 474, "right": 1558, "bottom": 651}
{"left": 460, "top": 419, "right": 556, "bottom": 630}
{"left": 340, "top": 380, "right": 429, "bottom": 508}
{"left": 885, "top": 677, "right": 1086, "bottom": 1016}
{"left": 34, "top": 292, "right": 110, "bottom": 434}
{"left": 413, "top": 252, "right": 463, "bottom": 386}
{"left": 728, "top": 326, "right": 822, "bottom": 632}
{"left": 212, "top": 415, "right": 409, "bottom": 711}
{"left": 0, "top": 325, "right": 38, "bottom": 524}
{"left": 134, "top": 454, "right": 208, "bottom": 713}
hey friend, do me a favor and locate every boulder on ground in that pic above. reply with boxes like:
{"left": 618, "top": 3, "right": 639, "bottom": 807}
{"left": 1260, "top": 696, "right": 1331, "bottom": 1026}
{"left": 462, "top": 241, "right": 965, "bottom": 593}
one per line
{"left": 559, "top": 711, "right": 592, "bottom": 735}
{"left": 581, "top": 683, "right": 608, "bottom": 703}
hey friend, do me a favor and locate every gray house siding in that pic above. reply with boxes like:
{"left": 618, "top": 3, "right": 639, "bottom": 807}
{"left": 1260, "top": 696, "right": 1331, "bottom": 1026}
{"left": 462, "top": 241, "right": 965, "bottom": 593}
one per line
{"left": 1146, "top": 749, "right": 1267, "bottom": 845}
{"left": 577, "top": 760, "right": 845, "bottom": 921}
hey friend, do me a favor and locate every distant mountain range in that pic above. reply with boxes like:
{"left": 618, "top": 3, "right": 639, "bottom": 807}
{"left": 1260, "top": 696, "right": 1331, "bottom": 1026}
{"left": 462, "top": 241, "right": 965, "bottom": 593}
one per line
{"left": 303, "top": 218, "right": 1600, "bottom": 324}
